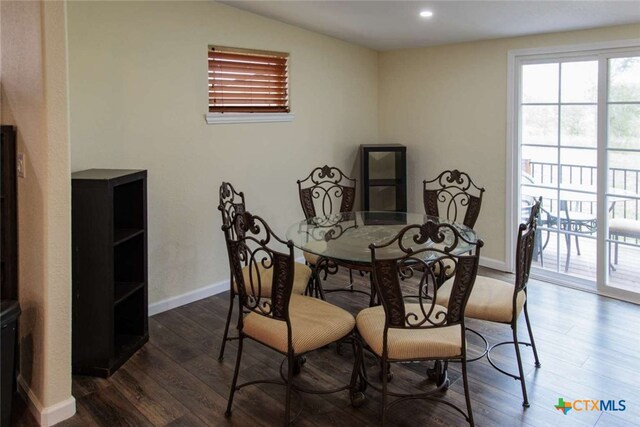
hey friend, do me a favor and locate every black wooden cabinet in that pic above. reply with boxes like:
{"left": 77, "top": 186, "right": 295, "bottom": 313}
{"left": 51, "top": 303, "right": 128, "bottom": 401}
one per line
{"left": 361, "top": 144, "right": 407, "bottom": 212}
{"left": 0, "top": 126, "right": 18, "bottom": 301}
{"left": 72, "top": 169, "right": 148, "bottom": 377}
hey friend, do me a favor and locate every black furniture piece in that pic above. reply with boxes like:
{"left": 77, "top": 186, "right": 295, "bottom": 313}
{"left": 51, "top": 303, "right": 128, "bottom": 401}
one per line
{"left": 0, "top": 126, "right": 19, "bottom": 427}
{"left": 1, "top": 301, "right": 20, "bottom": 427}
{"left": 360, "top": 144, "right": 407, "bottom": 212}
{"left": 72, "top": 169, "right": 148, "bottom": 377}
{"left": 1, "top": 126, "right": 18, "bottom": 301}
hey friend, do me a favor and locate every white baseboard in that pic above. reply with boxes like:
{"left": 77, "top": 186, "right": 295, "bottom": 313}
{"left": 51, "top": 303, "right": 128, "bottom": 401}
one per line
{"left": 148, "top": 279, "right": 230, "bottom": 316}
{"left": 479, "top": 256, "right": 510, "bottom": 273}
{"left": 16, "top": 375, "right": 76, "bottom": 426}
{"left": 146, "top": 256, "right": 508, "bottom": 317}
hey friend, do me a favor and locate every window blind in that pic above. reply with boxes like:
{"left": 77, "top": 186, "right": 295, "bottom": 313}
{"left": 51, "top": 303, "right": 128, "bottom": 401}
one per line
{"left": 208, "top": 47, "right": 289, "bottom": 113}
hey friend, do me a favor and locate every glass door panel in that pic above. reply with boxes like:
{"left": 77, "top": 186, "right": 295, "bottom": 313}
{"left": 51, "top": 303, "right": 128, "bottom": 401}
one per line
{"left": 521, "top": 60, "right": 598, "bottom": 282}
{"left": 605, "top": 56, "right": 640, "bottom": 296}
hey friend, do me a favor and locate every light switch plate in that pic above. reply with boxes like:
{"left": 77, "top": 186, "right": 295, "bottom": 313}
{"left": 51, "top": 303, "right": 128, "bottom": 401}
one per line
{"left": 17, "top": 153, "right": 25, "bottom": 178}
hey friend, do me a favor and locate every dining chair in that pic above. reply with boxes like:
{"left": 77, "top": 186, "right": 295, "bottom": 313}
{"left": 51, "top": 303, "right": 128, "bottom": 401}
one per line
{"left": 297, "top": 165, "right": 357, "bottom": 297}
{"left": 435, "top": 197, "right": 542, "bottom": 407}
{"left": 217, "top": 182, "right": 311, "bottom": 362}
{"left": 222, "top": 211, "right": 363, "bottom": 425}
{"left": 423, "top": 169, "right": 485, "bottom": 229}
{"left": 356, "top": 220, "right": 484, "bottom": 426}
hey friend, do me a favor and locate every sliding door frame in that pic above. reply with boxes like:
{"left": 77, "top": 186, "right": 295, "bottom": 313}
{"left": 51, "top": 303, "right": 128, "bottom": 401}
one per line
{"left": 506, "top": 39, "right": 640, "bottom": 303}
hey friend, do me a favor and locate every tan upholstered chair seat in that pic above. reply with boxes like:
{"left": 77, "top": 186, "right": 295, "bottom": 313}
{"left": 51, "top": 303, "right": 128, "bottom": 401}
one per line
{"left": 356, "top": 304, "right": 462, "bottom": 360}
{"left": 436, "top": 275, "right": 525, "bottom": 323}
{"left": 243, "top": 295, "right": 355, "bottom": 355}
{"left": 233, "top": 263, "right": 311, "bottom": 297}
{"left": 609, "top": 218, "right": 640, "bottom": 239}
{"left": 302, "top": 240, "right": 327, "bottom": 266}
{"left": 303, "top": 251, "right": 320, "bottom": 265}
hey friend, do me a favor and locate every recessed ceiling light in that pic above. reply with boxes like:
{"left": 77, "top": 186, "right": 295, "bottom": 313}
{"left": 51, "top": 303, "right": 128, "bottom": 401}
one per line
{"left": 420, "top": 10, "right": 433, "bottom": 18}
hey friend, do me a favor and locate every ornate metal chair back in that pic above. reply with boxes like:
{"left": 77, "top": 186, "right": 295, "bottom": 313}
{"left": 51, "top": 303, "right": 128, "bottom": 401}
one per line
{"left": 370, "top": 221, "right": 484, "bottom": 332}
{"left": 218, "top": 182, "right": 247, "bottom": 241}
{"left": 423, "top": 170, "right": 485, "bottom": 229}
{"left": 515, "top": 197, "right": 541, "bottom": 294}
{"left": 223, "top": 211, "right": 295, "bottom": 325}
{"left": 297, "top": 165, "right": 356, "bottom": 219}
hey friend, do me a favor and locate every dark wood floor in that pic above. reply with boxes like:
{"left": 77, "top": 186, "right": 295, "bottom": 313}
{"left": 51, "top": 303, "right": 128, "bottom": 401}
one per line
{"left": 12, "top": 267, "right": 640, "bottom": 426}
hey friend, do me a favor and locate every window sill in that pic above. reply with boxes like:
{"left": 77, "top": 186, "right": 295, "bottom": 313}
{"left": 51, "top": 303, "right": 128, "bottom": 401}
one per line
{"left": 205, "top": 112, "right": 295, "bottom": 125}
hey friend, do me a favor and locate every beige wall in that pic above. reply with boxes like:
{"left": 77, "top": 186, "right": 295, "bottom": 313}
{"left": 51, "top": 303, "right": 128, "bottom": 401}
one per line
{"left": 67, "top": 1, "right": 378, "bottom": 304}
{"left": 379, "top": 23, "right": 640, "bottom": 265}
{"left": 1, "top": 0, "right": 72, "bottom": 414}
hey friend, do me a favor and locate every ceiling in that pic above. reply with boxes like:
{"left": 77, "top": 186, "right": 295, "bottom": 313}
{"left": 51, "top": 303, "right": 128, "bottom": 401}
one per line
{"left": 219, "top": 1, "right": 640, "bottom": 51}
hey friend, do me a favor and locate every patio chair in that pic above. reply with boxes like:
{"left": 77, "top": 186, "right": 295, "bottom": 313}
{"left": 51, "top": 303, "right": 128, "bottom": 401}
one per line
{"left": 609, "top": 218, "right": 640, "bottom": 266}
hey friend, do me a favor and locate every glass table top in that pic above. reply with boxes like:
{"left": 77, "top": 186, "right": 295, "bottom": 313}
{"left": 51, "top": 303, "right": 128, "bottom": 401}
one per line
{"left": 285, "top": 211, "right": 478, "bottom": 264}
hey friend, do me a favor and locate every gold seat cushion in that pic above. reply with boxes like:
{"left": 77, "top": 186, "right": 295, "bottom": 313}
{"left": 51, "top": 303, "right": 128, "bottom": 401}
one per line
{"left": 243, "top": 295, "right": 355, "bottom": 355}
{"left": 435, "top": 275, "right": 525, "bottom": 323}
{"left": 356, "top": 304, "right": 462, "bottom": 360}
{"left": 233, "top": 263, "right": 311, "bottom": 297}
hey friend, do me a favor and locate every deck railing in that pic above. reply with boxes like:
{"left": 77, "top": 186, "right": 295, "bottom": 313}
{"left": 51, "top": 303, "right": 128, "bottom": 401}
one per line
{"left": 526, "top": 161, "right": 640, "bottom": 221}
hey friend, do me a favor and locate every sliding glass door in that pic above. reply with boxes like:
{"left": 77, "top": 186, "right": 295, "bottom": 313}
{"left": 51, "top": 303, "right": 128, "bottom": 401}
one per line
{"left": 604, "top": 55, "right": 640, "bottom": 297}
{"left": 514, "top": 45, "right": 640, "bottom": 303}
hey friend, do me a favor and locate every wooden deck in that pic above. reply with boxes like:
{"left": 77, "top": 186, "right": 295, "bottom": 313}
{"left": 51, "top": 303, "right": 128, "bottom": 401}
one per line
{"left": 12, "top": 267, "right": 640, "bottom": 426}
{"left": 532, "top": 232, "right": 640, "bottom": 292}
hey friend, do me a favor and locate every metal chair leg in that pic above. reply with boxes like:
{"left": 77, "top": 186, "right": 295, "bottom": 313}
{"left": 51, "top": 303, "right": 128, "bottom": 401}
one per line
{"left": 349, "top": 338, "right": 366, "bottom": 407}
{"left": 225, "top": 334, "right": 244, "bottom": 417}
{"left": 461, "top": 358, "right": 474, "bottom": 426}
{"left": 381, "top": 356, "right": 389, "bottom": 427}
{"left": 218, "top": 290, "right": 236, "bottom": 361}
{"left": 575, "top": 235, "right": 581, "bottom": 256}
{"left": 285, "top": 352, "right": 295, "bottom": 426}
{"left": 512, "top": 324, "right": 530, "bottom": 407}
{"left": 523, "top": 303, "right": 541, "bottom": 368}
{"left": 306, "top": 268, "right": 325, "bottom": 300}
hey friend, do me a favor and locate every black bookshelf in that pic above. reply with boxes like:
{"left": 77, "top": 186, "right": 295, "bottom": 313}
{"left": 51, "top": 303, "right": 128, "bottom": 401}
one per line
{"left": 361, "top": 144, "right": 407, "bottom": 212}
{"left": 72, "top": 169, "right": 148, "bottom": 377}
{"left": 0, "top": 126, "right": 18, "bottom": 301}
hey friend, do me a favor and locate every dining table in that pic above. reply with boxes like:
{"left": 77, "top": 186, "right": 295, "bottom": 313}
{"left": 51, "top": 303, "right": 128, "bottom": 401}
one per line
{"left": 285, "top": 211, "right": 479, "bottom": 300}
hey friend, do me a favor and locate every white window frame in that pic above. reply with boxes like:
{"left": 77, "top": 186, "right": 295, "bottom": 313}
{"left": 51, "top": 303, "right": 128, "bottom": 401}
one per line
{"left": 205, "top": 112, "right": 295, "bottom": 125}
{"left": 506, "top": 38, "right": 640, "bottom": 303}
